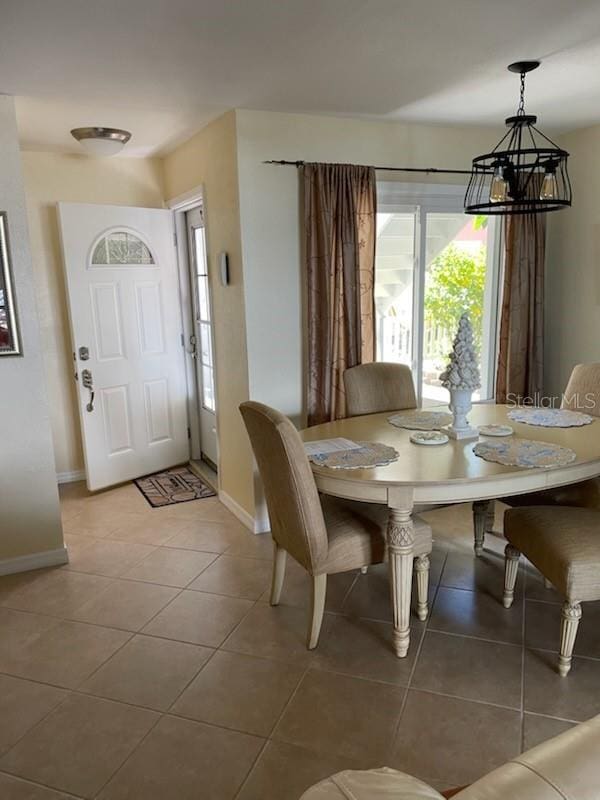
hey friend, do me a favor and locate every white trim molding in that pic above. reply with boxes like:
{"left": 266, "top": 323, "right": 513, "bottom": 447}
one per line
{"left": 218, "top": 489, "right": 270, "bottom": 535}
{"left": 57, "top": 469, "right": 86, "bottom": 484}
{"left": 0, "top": 546, "right": 69, "bottom": 576}
{"left": 167, "top": 185, "right": 204, "bottom": 212}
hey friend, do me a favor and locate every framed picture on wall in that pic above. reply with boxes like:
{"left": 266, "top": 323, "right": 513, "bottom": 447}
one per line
{"left": 0, "top": 211, "right": 22, "bottom": 356}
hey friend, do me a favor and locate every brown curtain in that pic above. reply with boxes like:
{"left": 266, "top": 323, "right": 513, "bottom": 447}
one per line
{"left": 304, "top": 163, "right": 377, "bottom": 426}
{"left": 495, "top": 213, "right": 546, "bottom": 404}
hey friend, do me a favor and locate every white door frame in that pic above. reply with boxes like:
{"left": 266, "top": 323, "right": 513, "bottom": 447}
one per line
{"left": 168, "top": 186, "right": 220, "bottom": 478}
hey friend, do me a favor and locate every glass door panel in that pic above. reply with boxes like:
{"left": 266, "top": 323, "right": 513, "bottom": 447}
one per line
{"left": 375, "top": 186, "right": 499, "bottom": 408}
{"left": 375, "top": 209, "right": 417, "bottom": 367}
{"left": 422, "top": 213, "right": 490, "bottom": 403}
{"left": 186, "top": 207, "right": 218, "bottom": 467}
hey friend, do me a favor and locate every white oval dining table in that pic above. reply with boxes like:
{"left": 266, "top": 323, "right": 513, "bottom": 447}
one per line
{"left": 299, "top": 404, "right": 600, "bottom": 658}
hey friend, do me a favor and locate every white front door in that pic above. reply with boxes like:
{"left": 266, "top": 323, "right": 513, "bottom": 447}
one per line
{"left": 59, "top": 203, "right": 189, "bottom": 491}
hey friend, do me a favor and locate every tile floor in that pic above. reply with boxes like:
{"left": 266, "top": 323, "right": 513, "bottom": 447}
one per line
{"left": 0, "top": 481, "right": 598, "bottom": 799}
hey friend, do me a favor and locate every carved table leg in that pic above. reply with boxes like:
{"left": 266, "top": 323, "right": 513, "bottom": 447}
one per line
{"left": 472, "top": 500, "right": 492, "bottom": 557}
{"left": 558, "top": 601, "right": 582, "bottom": 677}
{"left": 503, "top": 544, "right": 521, "bottom": 609}
{"left": 387, "top": 507, "right": 415, "bottom": 658}
{"left": 414, "top": 555, "right": 430, "bottom": 621}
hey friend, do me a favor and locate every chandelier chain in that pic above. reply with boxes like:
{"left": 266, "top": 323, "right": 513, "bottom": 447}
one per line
{"left": 517, "top": 71, "right": 526, "bottom": 115}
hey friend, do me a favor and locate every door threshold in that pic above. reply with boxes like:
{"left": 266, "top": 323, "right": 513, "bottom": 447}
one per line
{"left": 189, "top": 459, "right": 218, "bottom": 493}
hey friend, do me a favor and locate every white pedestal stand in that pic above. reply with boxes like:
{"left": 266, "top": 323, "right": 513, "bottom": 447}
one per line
{"left": 447, "top": 388, "right": 479, "bottom": 441}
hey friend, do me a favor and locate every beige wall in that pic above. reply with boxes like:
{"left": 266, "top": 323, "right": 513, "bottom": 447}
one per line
{"left": 545, "top": 124, "right": 600, "bottom": 399}
{"left": 0, "top": 97, "right": 63, "bottom": 566}
{"left": 162, "top": 111, "right": 254, "bottom": 518}
{"left": 22, "top": 152, "right": 165, "bottom": 476}
{"left": 235, "top": 109, "right": 504, "bottom": 424}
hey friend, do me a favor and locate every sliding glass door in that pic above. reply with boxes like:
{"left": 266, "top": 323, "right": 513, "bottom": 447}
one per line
{"left": 375, "top": 184, "right": 500, "bottom": 404}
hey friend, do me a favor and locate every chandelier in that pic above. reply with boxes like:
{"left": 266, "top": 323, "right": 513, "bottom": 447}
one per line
{"left": 464, "top": 61, "right": 571, "bottom": 215}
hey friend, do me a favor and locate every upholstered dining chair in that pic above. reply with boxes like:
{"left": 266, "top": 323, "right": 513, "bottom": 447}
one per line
{"left": 240, "top": 400, "right": 433, "bottom": 649}
{"left": 503, "top": 505, "right": 600, "bottom": 676}
{"left": 343, "top": 362, "right": 417, "bottom": 417}
{"left": 473, "top": 361, "right": 600, "bottom": 556}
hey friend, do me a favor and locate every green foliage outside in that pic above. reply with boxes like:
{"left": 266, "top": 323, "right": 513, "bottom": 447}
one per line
{"left": 423, "top": 241, "right": 486, "bottom": 358}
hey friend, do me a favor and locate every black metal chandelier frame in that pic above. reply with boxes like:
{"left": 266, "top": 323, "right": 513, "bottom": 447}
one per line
{"left": 464, "top": 61, "right": 572, "bottom": 216}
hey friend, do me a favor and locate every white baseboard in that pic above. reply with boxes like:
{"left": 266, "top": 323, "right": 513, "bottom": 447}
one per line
{"left": 57, "top": 469, "right": 86, "bottom": 484}
{"left": 0, "top": 547, "right": 69, "bottom": 576}
{"left": 218, "top": 490, "right": 270, "bottom": 535}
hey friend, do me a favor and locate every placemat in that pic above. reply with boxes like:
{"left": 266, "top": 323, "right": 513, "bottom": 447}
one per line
{"left": 473, "top": 439, "right": 576, "bottom": 469}
{"left": 507, "top": 408, "right": 594, "bottom": 428}
{"left": 388, "top": 411, "right": 452, "bottom": 431}
{"left": 308, "top": 441, "right": 399, "bottom": 470}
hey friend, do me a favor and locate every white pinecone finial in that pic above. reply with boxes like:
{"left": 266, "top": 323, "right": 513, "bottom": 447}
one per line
{"left": 439, "top": 313, "right": 481, "bottom": 392}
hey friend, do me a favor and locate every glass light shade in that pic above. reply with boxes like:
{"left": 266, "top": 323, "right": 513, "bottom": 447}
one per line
{"left": 540, "top": 171, "right": 559, "bottom": 200}
{"left": 78, "top": 137, "right": 126, "bottom": 157}
{"left": 71, "top": 127, "right": 131, "bottom": 158}
{"left": 489, "top": 171, "right": 509, "bottom": 203}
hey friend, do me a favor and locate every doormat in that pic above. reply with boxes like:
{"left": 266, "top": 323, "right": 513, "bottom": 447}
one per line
{"left": 134, "top": 466, "right": 216, "bottom": 508}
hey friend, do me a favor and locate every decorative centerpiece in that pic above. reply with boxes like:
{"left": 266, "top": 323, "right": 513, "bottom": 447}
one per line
{"left": 439, "top": 313, "right": 480, "bottom": 441}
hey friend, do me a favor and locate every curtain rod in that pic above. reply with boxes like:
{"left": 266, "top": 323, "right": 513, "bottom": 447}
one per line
{"left": 263, "top": 159, "right": 479, "bottom": 176}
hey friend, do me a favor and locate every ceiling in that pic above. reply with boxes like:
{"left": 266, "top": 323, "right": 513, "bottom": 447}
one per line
{"left": 4, "top": 0, "right": 600, "bottom": 157}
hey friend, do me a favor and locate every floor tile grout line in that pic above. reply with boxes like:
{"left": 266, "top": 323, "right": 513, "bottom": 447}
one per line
{"left": 519, "top": 568, "right": 527, "bottom": 751}
{"left": 163, "top": 645, "right": 221, "bottom": 715}
{"left": 90, "top": 708, "right": 165, "bottom": 800}
{"left": 0, "top": 656, "right": 526, "bottom": 719}
{"left": 339, "top": 569, "right": 360, "bottom": 613}
{"left": 88, "top": 709, "right": 268, "bottom": 800}
{"left": 127, "top": 547, "right": 220, "bottom": 588}
{"left": 388, "top": 551, "right": 447, "bottom": 757}
{"left": 0, "top": 768, "right": 85, "bottom": 799}
{"left": 522, "top": 709, "right": 582, "bottom": 725}
{"left": 0, "top": 687, "right": 79, "bottom": 777}
{"left": 403, "top": 686, "right": 522, "bottom": 714}
{"left": 0, "top": 601, "right": 152, "bottom": 638}
{"left": 425, "top": 626, "right": 523, "bottom": 648}
{"left": 233, "top": 654, "right": 314, "bottom": 799}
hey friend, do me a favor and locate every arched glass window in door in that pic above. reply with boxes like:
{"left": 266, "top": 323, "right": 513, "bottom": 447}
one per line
{"left": 91, "top": 230, "right": 155, "bottom": 266}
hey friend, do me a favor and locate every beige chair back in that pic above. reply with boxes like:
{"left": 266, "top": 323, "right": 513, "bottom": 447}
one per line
{"left": 239, "top": 401, "right": 328, "bottom": 572}
{"left": 562, "top": 362, "right": 600, "bottom": 417}
{"left": 344, "top": 362, "right": 417, "bottom": 417}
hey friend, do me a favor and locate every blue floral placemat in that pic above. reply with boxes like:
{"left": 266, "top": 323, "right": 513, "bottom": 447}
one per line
{"left": 388, "top": 411, "right": 452, "bottom": 431}
{"left": 309, "top": 441, "right": 399, "bottom": 469}
{"left": 507, "top": 407, "right": 593, "bottom": 428}
{"left": 473, "top": 439, "right": 576, "bottom": 469}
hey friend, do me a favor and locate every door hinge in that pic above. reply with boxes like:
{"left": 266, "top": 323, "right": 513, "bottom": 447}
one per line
{"left": 187, "top": 426, "right": 191, "bottom": 439}
{"left": 173, "top": 229, "right": 178, "bottom": 248}
{"left": 180, "top": 333, "right": 185, "bottom": 347}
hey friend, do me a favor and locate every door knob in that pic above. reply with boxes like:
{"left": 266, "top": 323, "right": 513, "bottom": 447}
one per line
{"left": 81, "top": 368, "right": 95, "bottom": 412}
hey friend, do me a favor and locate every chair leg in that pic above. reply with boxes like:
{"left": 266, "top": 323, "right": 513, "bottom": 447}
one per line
{"left": 558, "top": 601, "right": 582, "bottom": 677}
{"left": 503, "top": 544, "right": 521, "bottom": 608}
{"left": 307, "top": 574, "right": 327, "bottom": 650}
{"left": 473, "top": 500, "right": 491, "bottom": 557}
{"left": 485, "top": 503, "right": 496, "bottom": 535}
{"left": 414, "top": 555, "right": 430, "bottom": 621}
{"left": 270, "top": 543, "right": 287, "bottom": 606}
{"left": 544, "top": 577, "right": 553, "bottom": 590}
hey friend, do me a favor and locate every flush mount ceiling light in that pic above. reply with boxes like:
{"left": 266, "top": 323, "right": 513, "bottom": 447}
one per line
{"left": 464, "top": 61, "right": 571, "bottom": 215}
{"left": 70, "top": 127, "right": 132, "bottom": 157}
